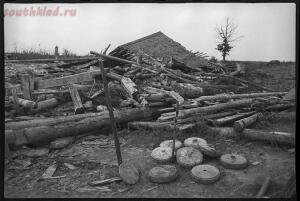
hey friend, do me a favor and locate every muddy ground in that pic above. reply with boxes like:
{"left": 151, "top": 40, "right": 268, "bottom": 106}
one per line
{"left": 4, "top": 61, "right": 296, "bottom": 198}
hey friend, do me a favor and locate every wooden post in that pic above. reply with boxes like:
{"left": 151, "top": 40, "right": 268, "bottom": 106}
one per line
{"left": 20, "top": 74, "right": 32, "bottom": 100}
{"left": 99, "top": 59, "right": 122, "bottom": 166}
{"left": 11, "top": 87, "right": 20, "bottom": 112}
{"left": 68, "top": 84, "right": 85, "bottom": 114}
{"left": 55, "top": 46, "right": 59, "bottom": 60}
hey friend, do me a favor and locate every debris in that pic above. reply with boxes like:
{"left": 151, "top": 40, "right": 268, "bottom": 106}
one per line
{"left": 148, "top": 165, "right": 178, "bottom": 184}
{"left": 287, "top": 148, "right": 295, "bottom": 153}
{"left": 190, "top": 164, "right": 220, "bottom": 184}
{"left": 89, "top": 177, "right": 122, "bottom": 186}
{"left": 251, "top": 161, "right": 261, "bottom": 166}
{"left": 119, "top": 161, "right": 140, "bottom": 185}
{"left": 63, "top": 162, "right": 76, "bottom": 170}
{"left": 69, "top": 84, "right": 85, "bottom": 114}
{"left": 220, "top": 153, "right": 248, "bottom": 170}
{"left": 20, "top": 147, "right": 49, "bottom": 158}
{"left": 176, "top": 147, "right": 203, "bottom": 168}
{"left": 50, "top": 136, "right": 75, "bottom": 150}
{"left": 6, "top": 108, "right": 161, "bottom": 146}
{"left": 151, "top": 147, "right": 173, "bottom": 163}
{"left": 256, "top": 176, "right": 271, "bottom": 198}
{"left": 41, "top": 164, "right": 57, "bottom": 179}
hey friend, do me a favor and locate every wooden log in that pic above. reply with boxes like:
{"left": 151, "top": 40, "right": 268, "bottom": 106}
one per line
{"left": 211, "top": 111, "right": 256, "bottom": 126}
{"left": 211, "top": 127, "right": 295, "bottom": 146}
{"left": 170, "top": 82, "right": 204, "bottom": 99}
{"left": 195, "top": 92, "right": 287, "bottom": 103}
{"left": 266, "top": 103, "right": 295, "bottom": 111}
{"left": 233, "top": 112, "right": 263, "bottom": 132}
{"left": 146, "top": 93, "right": 169, "bottom": 102}
{"left": 6, "top": 108, "right": 160, "bottom": 146}
{"left": 5, "top": 112, "right": 109, "bottom": 130}
{"left": 9, "top": 97, "right": 37, "bottom": 109}
{"left": 68, "top": 84, "right": 85, "bottom": 114}
{"left": 179, "top": 99, "right": 253, "bottom": 118}
{"left": 128, "top": 121, "right": 195, "bottom": 131}
{"left": 30, "top": 98, "right": 58, "bottom": 113}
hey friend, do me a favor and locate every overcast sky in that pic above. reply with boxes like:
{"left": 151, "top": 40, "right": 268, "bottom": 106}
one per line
{"left": 4, "top": 3, "right": 296, "bottom": 61}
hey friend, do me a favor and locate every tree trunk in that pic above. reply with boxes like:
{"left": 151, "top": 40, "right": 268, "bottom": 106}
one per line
{"left": 6, "top": 108, "right": 160, "bottom": 146}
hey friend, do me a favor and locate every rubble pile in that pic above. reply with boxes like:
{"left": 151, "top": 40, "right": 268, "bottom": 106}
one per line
{"left": 5, "top": 32, "right": 295, "bottom": 149}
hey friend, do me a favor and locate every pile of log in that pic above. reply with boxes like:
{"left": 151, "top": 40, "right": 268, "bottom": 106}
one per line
{"left": 4, "top": 45, "right": 295, "bottom": 149}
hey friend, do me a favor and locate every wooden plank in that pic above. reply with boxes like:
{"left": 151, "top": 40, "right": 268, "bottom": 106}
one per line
{"left": 35, "top": 70, "right": 122, "bottom": 89}
{"left": 68, "top": 84, "right": 85, "bottom": 114}
{"left": 35, "top": 70, "right": 101, "bottom": 89}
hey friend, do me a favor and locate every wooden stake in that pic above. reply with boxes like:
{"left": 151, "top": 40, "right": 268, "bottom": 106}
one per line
{"left": 99, "top": 59, "right": 122, "bottom": 166}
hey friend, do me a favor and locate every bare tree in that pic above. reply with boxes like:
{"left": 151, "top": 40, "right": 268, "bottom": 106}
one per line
{"left": 216, "top": 17, "right": 243, "bottom": 61}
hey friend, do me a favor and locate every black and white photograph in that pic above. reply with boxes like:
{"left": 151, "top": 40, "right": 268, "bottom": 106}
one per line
{"left": 3, "top": 2, "right": 297, "bottom": 198}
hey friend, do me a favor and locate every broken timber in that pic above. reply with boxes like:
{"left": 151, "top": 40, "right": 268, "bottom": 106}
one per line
{"left": 233, "top": 112, "right": 263, "bottom": 132}
{"left": 68, "top": 84, "right": 85, "bottom": 114}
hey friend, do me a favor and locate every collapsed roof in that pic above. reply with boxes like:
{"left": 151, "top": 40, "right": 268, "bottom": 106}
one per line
{"left": 109, "top": 31, "right": 209, "bottom": 68}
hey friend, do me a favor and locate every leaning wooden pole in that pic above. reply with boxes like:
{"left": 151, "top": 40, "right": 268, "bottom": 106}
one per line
{"left": 99, "top": 59, "right": 122, "bottom": 166}
{"left": 171, "top": 102, "right": 179, "bottom": 162}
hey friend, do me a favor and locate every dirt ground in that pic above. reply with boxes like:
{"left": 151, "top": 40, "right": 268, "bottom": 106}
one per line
{"left": 4, "top": 118, "right": 295, "bottom": 198}
{"left": 4, "top": 61, "right": 296, "bottom": 198}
